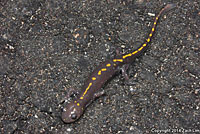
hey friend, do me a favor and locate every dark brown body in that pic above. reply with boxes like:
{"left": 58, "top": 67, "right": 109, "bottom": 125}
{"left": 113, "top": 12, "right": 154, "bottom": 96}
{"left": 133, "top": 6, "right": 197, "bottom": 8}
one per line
{"left": 62, "top": 4, "right": 176, "bottom": 123}
{"left": 77, "top": 60, "right": 118, "bottom": 106}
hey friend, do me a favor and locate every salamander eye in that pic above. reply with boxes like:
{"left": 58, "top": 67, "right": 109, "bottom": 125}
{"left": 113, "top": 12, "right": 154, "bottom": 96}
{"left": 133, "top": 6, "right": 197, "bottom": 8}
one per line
{"left": 71, "top": 113, "right": 77, "bottom": 120}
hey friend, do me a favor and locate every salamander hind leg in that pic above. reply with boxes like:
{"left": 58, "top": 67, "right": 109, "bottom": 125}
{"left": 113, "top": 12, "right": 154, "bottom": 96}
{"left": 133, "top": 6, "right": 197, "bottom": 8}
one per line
{"left": 121, "top": 64, "right": 137, "bottom": 85}
{"left": 115, "top": 47, "right": 123, "bottom": 57}
{"left": 121, "top": 64, "right": 130, "bottom": 81}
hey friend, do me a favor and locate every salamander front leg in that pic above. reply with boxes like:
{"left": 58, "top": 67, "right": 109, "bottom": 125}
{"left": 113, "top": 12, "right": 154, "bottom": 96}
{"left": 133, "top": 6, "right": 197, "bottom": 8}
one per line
{"left": 94, "top": 90, "right": 105, "bottom": 99}
{"left": 66, "top": 87, "right": 79, "bottom": 98}
{"left": 60, "top": 88, "right": 79, "bottom": 104}
{"left": 85, "top": 90, "right": 105, "bottom": 108}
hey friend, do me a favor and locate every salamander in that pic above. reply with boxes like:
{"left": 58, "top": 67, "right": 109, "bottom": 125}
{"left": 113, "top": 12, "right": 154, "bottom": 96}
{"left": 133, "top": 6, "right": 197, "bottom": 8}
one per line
{"left": 61, "top": 4, "right": 176, "bottom": 123}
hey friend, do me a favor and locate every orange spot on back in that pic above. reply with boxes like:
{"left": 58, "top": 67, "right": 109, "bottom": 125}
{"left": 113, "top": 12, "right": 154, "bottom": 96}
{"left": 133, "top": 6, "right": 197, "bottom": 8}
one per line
{"left": 132, "top": 50, "right": 138, "bottom": 55}
{"left": 106, "top": 63, "right": 111, "bottom": 67}
{"left": 102, "top": 68, "right": 107, "bottom": 71}
{"left": 113, "top": 59, "right": 123, "bottom": 62}
{"left": 92, "top": 77, "right": 96, "bottom": 80}
{"left": 123, "top": 53, "right": 132, "bottom": 59}
{"left": 98, "top": 70, "right": 101, "bottom": 75}
{"left": 138, "top": 46, "right": 143, "bottom": 51}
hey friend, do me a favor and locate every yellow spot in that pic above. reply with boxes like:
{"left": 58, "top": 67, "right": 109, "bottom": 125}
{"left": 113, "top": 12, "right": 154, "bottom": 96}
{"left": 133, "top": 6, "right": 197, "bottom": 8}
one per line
{"left": 102, "top": 68, "right": 107, "bottom": 71}
{"left": 147, "top": 38, "right": 150, "bottom": 42}
{"left": 114, "top": 64, "right": 116, "bottom": 66}
{"left": 123, "top": 53, "right": 132, "bottom": 59}
{"left": 83, "top": 83, "right": 92, "bottom": 96}
{"left": 132, "top": 50, "right": 138, "bottom": 55}
{"left": 143, "top": 43, "right": 147, "bottom": 47}
{"left": 77, "top": 103, "right": 80, "bottom": 106}
{"left": 152, "top": 28, "right": 155, "bottom": 32}
{"left": 98, "top": 70, "right": 101, "bottom": 75}
{"left": 92, "top": 77, "right": 96, "bottom": 80}
{"left": 106, "top": 63, "right": 111, "bottom": 67}
{"left": 74, "top": 101, "right": 77, "bottom": 103}
{"left": 154, "top": 22, "right": 156, "bottom": 25}
{"left": 80, "top": 97, "right": 83, "bottom": 99}
{"left": 138, "top": 46, "right": 143, "bottom": 51}
{"left": 113, "top": 59, "right": 123, "bottom": 62}
{"left": 149, "top": 33, "right": 152, "bottom": 37}
{"left": 156, "top": 17, "right": 158, "bottom": 20}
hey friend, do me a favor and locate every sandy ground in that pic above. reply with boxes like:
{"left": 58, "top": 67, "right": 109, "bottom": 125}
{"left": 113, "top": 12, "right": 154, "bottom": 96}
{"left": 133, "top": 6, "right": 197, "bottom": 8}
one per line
{"left": 0, "top": 0, "right": 199, "bottom": 134}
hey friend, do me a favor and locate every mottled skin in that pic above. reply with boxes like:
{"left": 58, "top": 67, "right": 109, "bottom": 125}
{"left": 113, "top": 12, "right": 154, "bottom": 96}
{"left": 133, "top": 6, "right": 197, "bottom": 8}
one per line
{"left": 62, "top": 4, "right": 176, "bottom": 123}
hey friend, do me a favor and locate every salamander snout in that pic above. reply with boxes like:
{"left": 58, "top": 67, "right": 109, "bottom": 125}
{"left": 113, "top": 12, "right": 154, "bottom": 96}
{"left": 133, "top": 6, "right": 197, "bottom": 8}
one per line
{"left": 61, "top": 102, "right": 83, "bottom": 123}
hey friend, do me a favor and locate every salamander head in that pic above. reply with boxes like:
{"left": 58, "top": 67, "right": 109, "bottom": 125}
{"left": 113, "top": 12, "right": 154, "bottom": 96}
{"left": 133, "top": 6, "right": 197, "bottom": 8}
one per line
{"left": 61, "top": 102, "right": 84, "bottom": 123}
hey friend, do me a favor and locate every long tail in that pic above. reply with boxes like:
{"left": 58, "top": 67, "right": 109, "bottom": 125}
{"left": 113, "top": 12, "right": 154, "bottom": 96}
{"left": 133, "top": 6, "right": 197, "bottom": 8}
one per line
{"left": 148, "top": 4, "right": 176, "bottom": 43}
{"left": 119, "top": 4, "right": 176, "bottom": 64}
